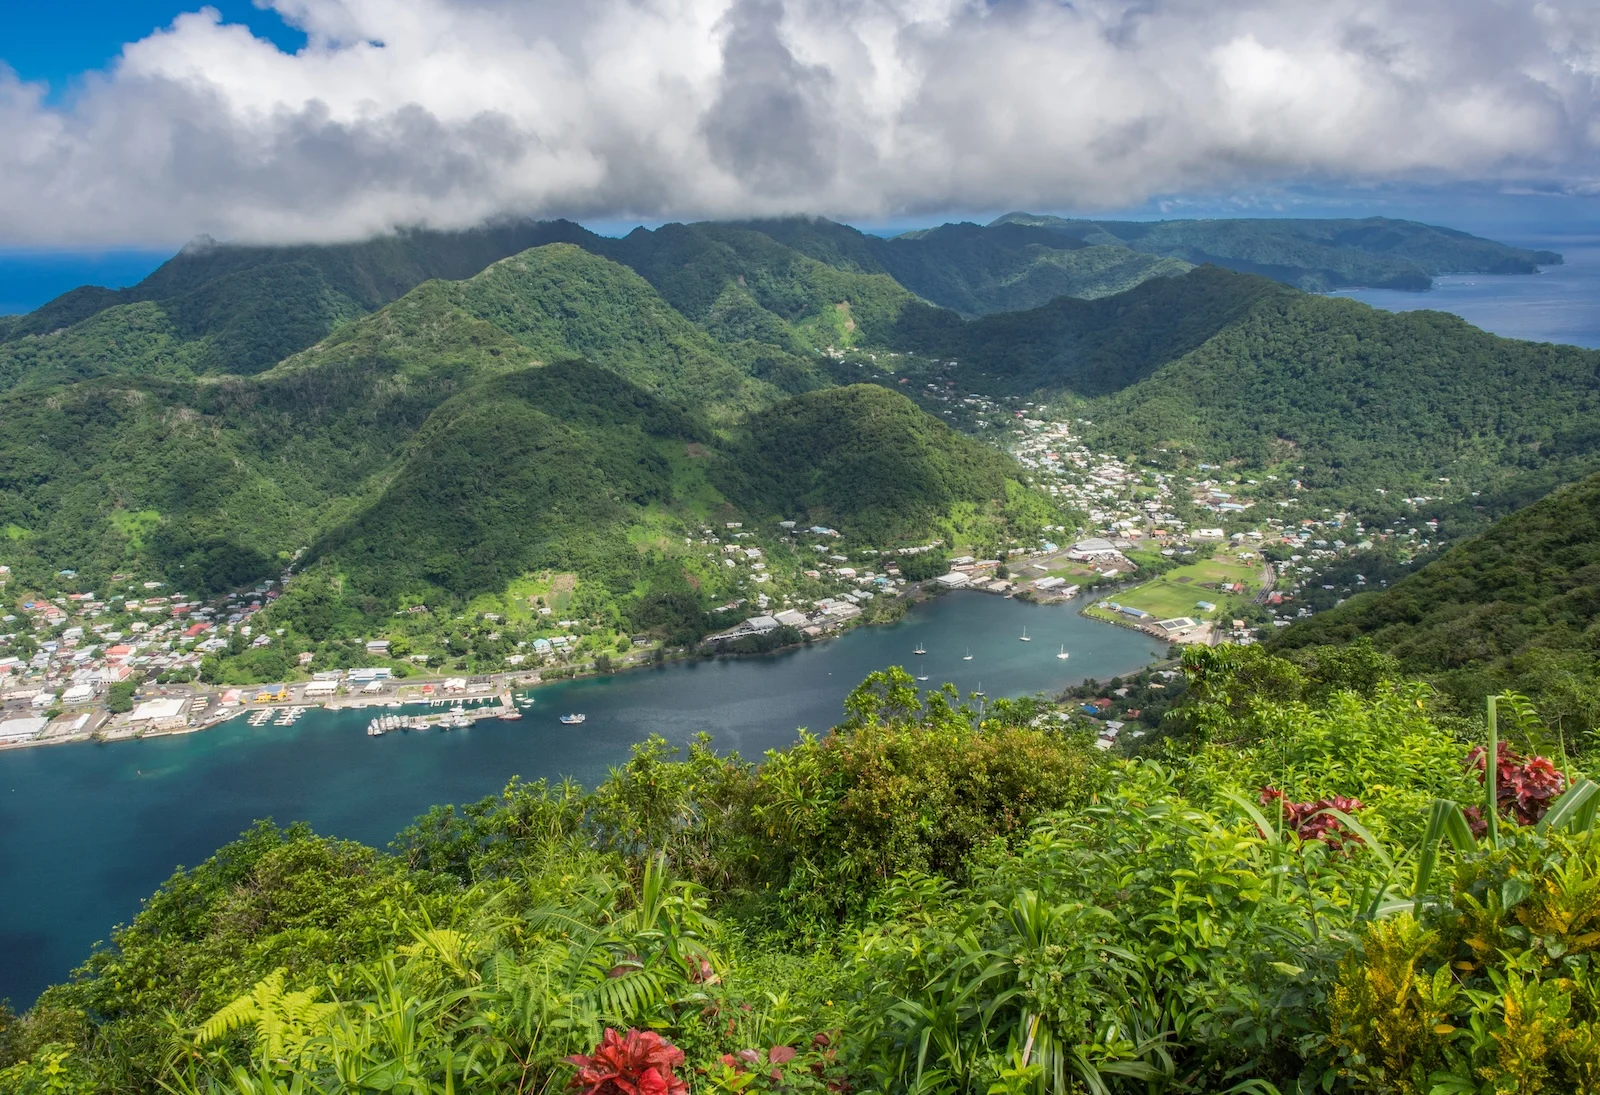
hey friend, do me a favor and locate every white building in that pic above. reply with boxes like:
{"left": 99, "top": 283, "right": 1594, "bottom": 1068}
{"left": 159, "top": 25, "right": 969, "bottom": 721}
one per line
{"left": 0, "top": 716, "right": 48, "bottom": 743}
{"left": 129, "top": 698, "right": 187, "bottom": 728}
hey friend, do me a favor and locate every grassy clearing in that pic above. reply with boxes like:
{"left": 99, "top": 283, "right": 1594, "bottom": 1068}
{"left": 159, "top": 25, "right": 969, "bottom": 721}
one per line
{"left": 1108, "top": 551, "right": 1263, "bottom": 621}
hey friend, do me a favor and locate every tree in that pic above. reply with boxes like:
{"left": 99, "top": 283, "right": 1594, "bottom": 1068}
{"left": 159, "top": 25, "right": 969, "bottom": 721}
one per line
{"left": 106, "top": 681, "right": 137, "bottom": 714}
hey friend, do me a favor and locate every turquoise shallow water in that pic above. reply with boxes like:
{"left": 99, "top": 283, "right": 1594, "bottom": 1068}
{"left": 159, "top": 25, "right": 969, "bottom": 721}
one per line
{"left": 0, "top": 590, "right": 1164, "bottom": 1006}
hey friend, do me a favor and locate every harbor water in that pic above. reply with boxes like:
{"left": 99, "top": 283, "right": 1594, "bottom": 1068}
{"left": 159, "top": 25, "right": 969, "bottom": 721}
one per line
{"left": 0, "top": 590, "right": 1165, "bottom": 1006}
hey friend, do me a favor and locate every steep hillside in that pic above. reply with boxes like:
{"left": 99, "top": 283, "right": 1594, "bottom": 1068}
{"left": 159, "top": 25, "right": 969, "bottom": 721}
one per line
{"left": 267, "top": 243, "right": 781, "bottom": 416}
{"left": 729, "top": 217, "right": 1190, "bottom": 315}
{"left": 1274, "top": 471, "right": 1600, "bottom": 721}
{"left": 890, "top": 264, "right": 1281, "bottom": 395}
{"left": 874, "top": 222, "right": 1192, "bottom": 313}
{"left": 1082, "top": 289, "right": 1600, "bottom": 497}
{"left": 995, "top": 213, "right": 1562, "bottom": 291}
{"left": 590, "top": 222, "right": 915, "bottom": 348}
{"left": 310, "top": 361, "right": 711, "bottom": 604}
{"left": 716, "top": 384, "right": 1042, "bottom": 544}
{"left": 1, "top": 221, "right": 592, "bottom": 350}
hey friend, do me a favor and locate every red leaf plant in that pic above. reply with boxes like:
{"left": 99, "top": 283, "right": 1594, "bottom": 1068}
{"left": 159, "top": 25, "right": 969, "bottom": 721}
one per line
{"left": 569, "top": 1028, "right": 689, "bottom": 1095}
{"left": 1466, "top": 742, "right": 1566, "bottom": 831}
{"left": 1259, "top": 788, "right": 1365, "bottom": 846}
{"left": 719, "top": 1045, "right": 798, "bottom": 1081}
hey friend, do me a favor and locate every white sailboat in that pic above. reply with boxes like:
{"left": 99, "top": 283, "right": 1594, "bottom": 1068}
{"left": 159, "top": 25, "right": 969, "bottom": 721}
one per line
{"left": 1056, "top": 645, "right": 1070, "bottom": 660}
{"left": 962, "top": 647, "right": 973, "bottom": 661}
{"left": 1019, "top": 626, "right": 1031, "bottom": 642}
{"left": 914, "top": 642, "right": 927, "bottom": 655}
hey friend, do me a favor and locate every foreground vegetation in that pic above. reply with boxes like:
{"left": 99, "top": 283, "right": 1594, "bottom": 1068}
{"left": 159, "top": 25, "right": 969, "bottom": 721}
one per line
{"left": 5, "top": 650, "right": 1600, "bottom": 1094}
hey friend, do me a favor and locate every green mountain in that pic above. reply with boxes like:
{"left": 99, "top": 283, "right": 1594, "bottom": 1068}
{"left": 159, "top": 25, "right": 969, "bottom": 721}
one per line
{"left": 891, "top": 264, "right": 1600, "bottom": 510}
{"left": 309, "top": 360, "right": 711, "bottom": 605}
{"left": 736, "top": 217, "right": 1192, "bottom": 315}
{"left": 272, "top": 243, "right": 780, "bottom": 415}
{"left": 1080, "top": 279, "right": 1600, "bottom": 499}
{"left": 587, "top": 222, "right": 916, "bottom": 348}
{"left": 891, "top": 263, "right": 1279, "bottom": 395}
{"left": 0, "top": 223, "right": 598, "bottom": 388}
{"left": 1274, "top": 471, "right": 1600, "bottom": 723}
{"left": 714, "top": 384, "right": 1032, "bottom": 543}
{"left": 994, "top": 212, "right": 1562, "bottom": 291}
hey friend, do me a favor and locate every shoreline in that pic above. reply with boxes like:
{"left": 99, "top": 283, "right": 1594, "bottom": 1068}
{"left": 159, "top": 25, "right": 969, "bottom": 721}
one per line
{"left": 0, "top": 588, "right": 1152, "bottom": 755}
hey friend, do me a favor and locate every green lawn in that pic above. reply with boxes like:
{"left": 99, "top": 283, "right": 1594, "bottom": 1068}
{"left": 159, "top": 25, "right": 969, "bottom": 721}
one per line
{"left": 1109, "top": 552, "right": 1263, "bottom": 621}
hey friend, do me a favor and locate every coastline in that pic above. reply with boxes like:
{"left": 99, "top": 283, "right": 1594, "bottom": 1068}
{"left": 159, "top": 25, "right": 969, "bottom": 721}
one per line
{"left": 0, "top": 586, "right": 1156, "bottom": 754}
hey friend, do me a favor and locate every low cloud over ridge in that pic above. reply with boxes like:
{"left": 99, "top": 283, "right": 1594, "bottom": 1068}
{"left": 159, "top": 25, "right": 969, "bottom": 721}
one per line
{"left": 2, "top": 0, "right": 1598, "bottom": 245}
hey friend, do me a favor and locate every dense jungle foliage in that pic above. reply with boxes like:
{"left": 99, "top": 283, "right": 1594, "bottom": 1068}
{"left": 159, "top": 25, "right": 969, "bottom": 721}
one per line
{"left": 889, "top": 266, "right": 1281, "bottom": 396}
{"left": 1080, "top": 284, "right": 1600, "bottom": 500}
{"left": 1276, "top": 471, "right": 1600, "bottom": 731}
{"left": 714, "top": 385, "right": 1039, "bottom": 545}
{"left": 8, "top": 654, "right": 1600, "bottom": 1095}
{"left": 992, "top": 214, "right": 1561, "bottom": 292}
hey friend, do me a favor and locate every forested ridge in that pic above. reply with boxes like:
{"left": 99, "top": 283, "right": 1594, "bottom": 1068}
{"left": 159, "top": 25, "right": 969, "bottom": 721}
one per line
{"left": 993, "top": 213, "right": 1561, "bottom": 291}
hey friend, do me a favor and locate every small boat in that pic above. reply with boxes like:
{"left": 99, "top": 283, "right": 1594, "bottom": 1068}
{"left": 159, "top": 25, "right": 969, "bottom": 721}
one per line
{"left": 1056, "top": 645, "right": 1070, "bottom": 660}
{"left": 974, "top": 682, "right": 986, "bottom": 697}
{"left": 913, "top": 643, "right": 926, "bottom": 655}
{"left": 1019, "top": 627, "right": 1031, "bottom": 642}
{"left": 962, "top": 647, "right": 973, "bottom": 661}
{"left": 450, "top": 713, "right": 471, "bottom": 729}
{"left": 366, "top": 718, "right": 384, "bottom": 737}
{"left": 499, "top": 711, "right": 523, "bottom": 721}
{"left": 916, "top": 674, "right": 930, "bottom": 682}
{"left": 560, "top": 713, "right": 587, "bottom": 725}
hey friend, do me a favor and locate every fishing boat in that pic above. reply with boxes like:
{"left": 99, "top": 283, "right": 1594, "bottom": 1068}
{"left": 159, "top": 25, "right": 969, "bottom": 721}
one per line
{"left": 1019, "top": 627, "right": 1031, "bottom": 642}
{"left": 366, "top": 718, "right": 384, "bottom": 737}
{"left": 962, "top": 647, "right": 973, "bottom": 661}
{"left": 560, "top": 713, "right": 587, "bottom": 725}
{"left": 913, "top": 643, "right": 926, "bottom": 655}
{"left": 1056, "top": 645, "right": 1070, "bottom": 660}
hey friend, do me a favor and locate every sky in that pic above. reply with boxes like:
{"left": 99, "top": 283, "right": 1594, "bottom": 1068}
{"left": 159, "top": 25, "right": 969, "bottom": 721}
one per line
{"left": 1, "top": 0, "right": 1598, "bottom": 260}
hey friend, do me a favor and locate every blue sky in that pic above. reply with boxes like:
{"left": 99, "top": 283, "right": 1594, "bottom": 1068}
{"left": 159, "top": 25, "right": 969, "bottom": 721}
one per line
{"left": 4, "top": 4, "right": 304, "bottom": 94}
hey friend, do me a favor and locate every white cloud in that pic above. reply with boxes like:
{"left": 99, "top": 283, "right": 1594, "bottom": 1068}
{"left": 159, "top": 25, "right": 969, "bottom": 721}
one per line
{"left": 1, "top": 0, "right": 1597, "bottom": 245}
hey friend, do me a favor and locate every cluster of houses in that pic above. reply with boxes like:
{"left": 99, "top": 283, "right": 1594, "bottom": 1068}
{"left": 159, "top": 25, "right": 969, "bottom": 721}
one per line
{"left": 0, "top": 569, "right": 284, "bottom": 744}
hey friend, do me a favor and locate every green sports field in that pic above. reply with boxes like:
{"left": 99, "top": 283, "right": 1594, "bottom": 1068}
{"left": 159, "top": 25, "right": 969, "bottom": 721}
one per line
{"left": 1106, "top": 553, "right": 1263, "bottom": 621}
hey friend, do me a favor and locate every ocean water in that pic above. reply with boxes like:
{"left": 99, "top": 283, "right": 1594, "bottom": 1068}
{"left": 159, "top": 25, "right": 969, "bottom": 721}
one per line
{"left": 1333, "top": 236, "right": 1600, "bottom": 349}
{"left": 0, "top": 591, "right": 1163, "bottom": 1006}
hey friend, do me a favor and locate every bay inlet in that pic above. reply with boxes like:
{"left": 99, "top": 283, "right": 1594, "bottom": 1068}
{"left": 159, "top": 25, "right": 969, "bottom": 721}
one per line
{"left": 0, "top": 590, "right": 1165, "bottom": 1006}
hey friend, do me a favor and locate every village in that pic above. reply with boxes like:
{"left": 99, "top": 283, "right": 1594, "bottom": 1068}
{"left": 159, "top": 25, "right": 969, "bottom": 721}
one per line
{"left": 0, "top": 387, "right": 1451, "bottom": 753}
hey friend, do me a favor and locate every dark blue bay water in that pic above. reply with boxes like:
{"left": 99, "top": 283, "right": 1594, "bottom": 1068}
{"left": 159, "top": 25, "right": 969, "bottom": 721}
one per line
{"left": 1334, "top": 236, "right": 1600, "bottom": 349}
{"left": 0, "top": 591, "right": 1162, "bottom": 1006}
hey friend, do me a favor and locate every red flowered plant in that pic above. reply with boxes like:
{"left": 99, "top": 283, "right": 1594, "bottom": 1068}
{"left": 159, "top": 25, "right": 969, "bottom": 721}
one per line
{"left": 1466, "top": 742, "right": 1566, "bottom": 829}
{"left": 1259, "top": 788, "right": 1365, "bottom": 846}
{"left": 568, "top": 1029, "right": 688, "bottom": 1095}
